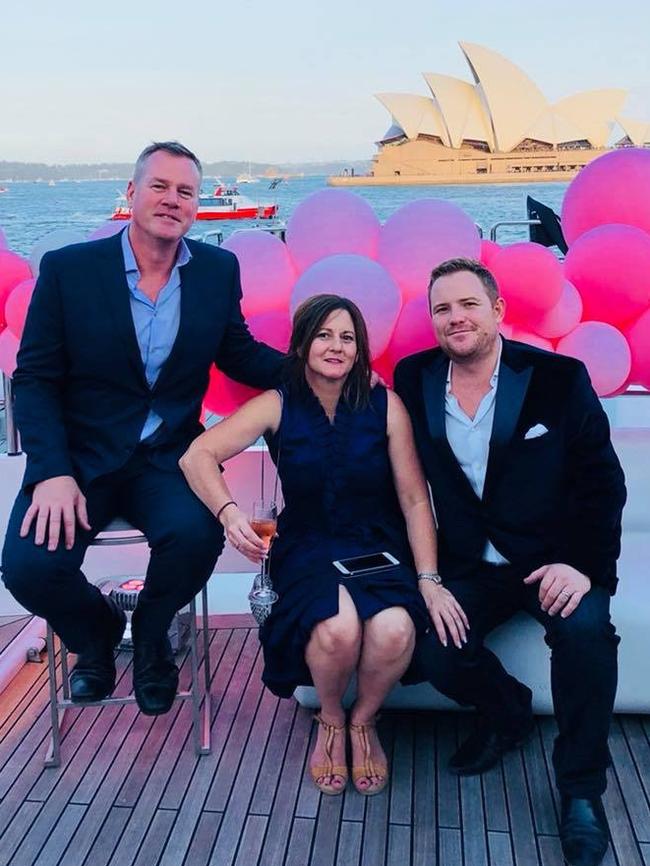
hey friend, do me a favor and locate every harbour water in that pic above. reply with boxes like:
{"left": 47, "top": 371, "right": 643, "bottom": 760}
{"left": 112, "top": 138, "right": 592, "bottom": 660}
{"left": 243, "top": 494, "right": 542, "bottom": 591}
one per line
{"left": 0, "top": 176, "right": 567, "bottom": 257}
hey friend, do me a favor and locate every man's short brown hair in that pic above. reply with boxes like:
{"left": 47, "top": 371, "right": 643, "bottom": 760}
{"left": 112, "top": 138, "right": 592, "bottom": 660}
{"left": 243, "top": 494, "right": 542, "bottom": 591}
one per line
{"left": 133, "top": 141, "right": 203, "bottom": 182}
{"left": 428, "top": 258, "right": 500, "bottom": 307}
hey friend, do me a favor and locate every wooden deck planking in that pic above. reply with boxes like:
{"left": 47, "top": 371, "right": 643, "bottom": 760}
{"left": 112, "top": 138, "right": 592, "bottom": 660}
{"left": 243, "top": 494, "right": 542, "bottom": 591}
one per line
{"left": 335, "top": 821, "right": 362, "bottom": 866}
{"left": 108, "top": 631, "right": 257, "bottom": 866}
{"left": 0, "top": 622, "right": 649, "bottom": 866}
{"left": 0, "top": 618, "right": 33, "bottom": 655}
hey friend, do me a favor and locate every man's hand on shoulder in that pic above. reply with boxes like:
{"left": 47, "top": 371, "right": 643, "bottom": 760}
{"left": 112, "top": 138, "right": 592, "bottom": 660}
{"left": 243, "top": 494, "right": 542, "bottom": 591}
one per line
{"left": 523, "top": 563, "right": 591, "bottom": 618}
{"left": 20, "top": 476, "right": 91, "bottom": 551}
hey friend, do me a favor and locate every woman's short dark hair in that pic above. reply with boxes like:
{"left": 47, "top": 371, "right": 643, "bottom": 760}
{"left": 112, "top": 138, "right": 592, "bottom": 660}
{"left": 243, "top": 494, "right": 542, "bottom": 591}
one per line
{"left": 287, "top": 294, "right": 372, "bottom": 410}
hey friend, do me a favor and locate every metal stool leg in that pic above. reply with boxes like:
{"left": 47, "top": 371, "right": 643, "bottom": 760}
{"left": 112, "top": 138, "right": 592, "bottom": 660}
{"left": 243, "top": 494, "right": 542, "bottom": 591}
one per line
{"left": 188, "top": 597, "right": 203, "bottom": 756}
{"left": 60, "top": 642, "right": 71, "bottom": 700}
{"left": 200, "top": 584, "right": 211, "bottom": 753}
{"left": 42, "top": 589, "right": 213, "bottom": 765}
{"left": 45, "top": 625, "right": 63, "bottom": 768}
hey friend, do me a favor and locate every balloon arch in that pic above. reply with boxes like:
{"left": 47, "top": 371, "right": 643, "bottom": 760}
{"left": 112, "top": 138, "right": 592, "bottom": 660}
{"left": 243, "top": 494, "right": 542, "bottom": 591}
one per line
{"left": 2, "top": 148, "right": 650, "bottom": 410}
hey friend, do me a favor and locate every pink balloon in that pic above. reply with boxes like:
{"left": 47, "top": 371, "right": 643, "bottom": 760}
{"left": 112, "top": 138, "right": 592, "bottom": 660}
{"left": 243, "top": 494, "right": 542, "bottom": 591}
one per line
{"left": 286, "top": 189, "right": 381, "bottom": 274}
{"left": 556, "top": 322, "right": 631, "bottom": 397}
{"left": 290, "top": 254, "right": 401, "bottom": 359}
{"left": 222, "top": 231, "right": 296, "bottom": 317}
{"left": 4, "top": 278, "right": 36, "bottom": 338}
{"left": 564, "top": 224, "right": 650, "bottom": 328}
{"left": 87, "top": 221, "right": 127, "bottom": 241}
{"left": 480, "top": 239, "right": 501, "bottom": 267}
{"left": 624, "top": 309, "right": 650, "bottom": 389}
{"left": 378, "top": 199, "right": 481, "bottom": 302}
{"left": 247, "top": 309, "right": 292, "bottom": 353}
{"left": 0, "top": 327, "right": 19, "bottom": 376}
{"left": 385, "top": 295, "right": 438, "bottom": 365}
{"left": 509, "top": 327, "right": 554, "bottom": 351}
{"left": 562, "top": 148, "right": 650, "bottom": 245}
{"left": 532, "top": 280, "right": 583, "bottom": 340}
{"left": 203, "top": 366, "right": 259, "bottom": 416}
{"left": 0, "top": 251, "right": 32, "bottom": 328}
{"left": 491, "top": 243, "right": 563, "bottom": 323}
{"left": 371, "top": 351, "right": 395, "bottom": 388}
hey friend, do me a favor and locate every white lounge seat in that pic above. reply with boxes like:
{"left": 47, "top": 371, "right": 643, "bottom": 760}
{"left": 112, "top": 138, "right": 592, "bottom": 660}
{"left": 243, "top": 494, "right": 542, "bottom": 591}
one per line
{"left": 295, "top": 427, "right": 650, "bottom": 714}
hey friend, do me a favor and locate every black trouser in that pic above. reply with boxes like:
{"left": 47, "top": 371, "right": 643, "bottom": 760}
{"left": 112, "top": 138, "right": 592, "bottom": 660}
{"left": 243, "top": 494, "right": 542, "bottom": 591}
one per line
{"left": 1, "top": 448, "right": 224, "bottom": 652}
{"left": 411, "top": 563, "right": 619, "bottom": 798}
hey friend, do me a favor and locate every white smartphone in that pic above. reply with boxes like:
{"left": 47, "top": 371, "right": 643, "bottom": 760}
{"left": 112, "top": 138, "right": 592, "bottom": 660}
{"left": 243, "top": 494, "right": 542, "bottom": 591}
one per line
{"left": 332, "top": 552, "right": 400, "bottom": 576}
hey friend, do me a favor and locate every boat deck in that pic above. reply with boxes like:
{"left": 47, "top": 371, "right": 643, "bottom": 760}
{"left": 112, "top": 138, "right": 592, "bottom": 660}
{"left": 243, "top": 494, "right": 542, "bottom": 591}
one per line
{"left": 1, "top": 615, "right": 649, "bottom": 866}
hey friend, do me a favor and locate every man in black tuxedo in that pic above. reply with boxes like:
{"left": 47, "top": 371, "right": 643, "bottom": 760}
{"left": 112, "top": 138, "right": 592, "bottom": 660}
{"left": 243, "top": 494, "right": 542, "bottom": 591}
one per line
{"left": 1, "top": 142, "right": 282, "bottom": 715}
{"left": 394, "top": 258, "right": 625, "bottom": 866}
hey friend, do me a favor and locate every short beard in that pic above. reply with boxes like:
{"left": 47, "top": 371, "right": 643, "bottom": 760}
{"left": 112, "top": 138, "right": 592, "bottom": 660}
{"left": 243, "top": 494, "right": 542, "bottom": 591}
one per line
{"left": 443, "top": 330, "right": 498, "bottom": 365}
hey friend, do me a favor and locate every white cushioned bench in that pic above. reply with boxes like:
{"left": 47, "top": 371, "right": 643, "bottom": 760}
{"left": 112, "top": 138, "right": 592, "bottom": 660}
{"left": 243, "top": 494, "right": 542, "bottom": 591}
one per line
{"left": 295, "top": 428, "right": 650, "bottom": 714}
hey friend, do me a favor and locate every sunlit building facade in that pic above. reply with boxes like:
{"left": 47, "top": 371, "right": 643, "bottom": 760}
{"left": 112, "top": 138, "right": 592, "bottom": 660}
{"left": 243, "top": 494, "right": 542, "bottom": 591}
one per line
{"left": 331, "top": 43, "right": 650, "bottom": 186}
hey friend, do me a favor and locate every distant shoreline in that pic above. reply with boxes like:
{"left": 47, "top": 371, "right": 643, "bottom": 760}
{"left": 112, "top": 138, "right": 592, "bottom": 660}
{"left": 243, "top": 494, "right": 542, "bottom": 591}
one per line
{"left": 0, "top": 160, "right": 371, "bottom": 183}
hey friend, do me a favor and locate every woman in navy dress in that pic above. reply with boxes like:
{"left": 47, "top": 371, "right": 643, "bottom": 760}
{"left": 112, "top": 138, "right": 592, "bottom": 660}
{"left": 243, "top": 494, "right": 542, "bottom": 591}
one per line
{"left": 181, "top": 295, "right": 468, "bottom": 797}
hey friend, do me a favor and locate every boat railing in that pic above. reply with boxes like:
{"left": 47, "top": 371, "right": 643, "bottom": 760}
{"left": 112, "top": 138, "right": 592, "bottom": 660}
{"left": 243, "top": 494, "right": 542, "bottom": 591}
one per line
{"left": 2, "top": 374, "right": 19, "bottom": 455}
{"left": 489, "top": 219, "right": 541, "bottom": 243}
{"left": 189, "top": 229, "right": 224, "bottom": 246}
{"left": 191, "top": 223, "right": 287, "bottom": 246}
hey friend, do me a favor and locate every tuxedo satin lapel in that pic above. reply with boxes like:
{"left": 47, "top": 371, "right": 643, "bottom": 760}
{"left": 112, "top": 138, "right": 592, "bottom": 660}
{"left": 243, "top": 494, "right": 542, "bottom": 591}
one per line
{"left": 483, "top": 360, "right": 532, "bottom": 496}
{"left": 153, "top": 257, "right": 198, "bottom": 391}
{"left": 422, "top": 360, "right": 478, "bottom": 503}
{"left": 98, "top": 243, "right": 147, "bottom": 387}
{"left": 422, "top": 361, "right": 447, "bottom": 442}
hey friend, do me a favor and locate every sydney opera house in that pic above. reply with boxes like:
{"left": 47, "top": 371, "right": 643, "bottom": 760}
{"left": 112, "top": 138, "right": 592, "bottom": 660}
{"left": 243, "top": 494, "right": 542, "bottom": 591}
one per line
{"left": 331, "top": 42, "right": 650, "bottom": 186}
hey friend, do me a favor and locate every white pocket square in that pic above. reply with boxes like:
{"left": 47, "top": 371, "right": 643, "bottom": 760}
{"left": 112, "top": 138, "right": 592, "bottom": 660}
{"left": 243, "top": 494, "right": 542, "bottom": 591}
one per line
{"left": 524, "top": 423, "right": 549, "bottom": 440}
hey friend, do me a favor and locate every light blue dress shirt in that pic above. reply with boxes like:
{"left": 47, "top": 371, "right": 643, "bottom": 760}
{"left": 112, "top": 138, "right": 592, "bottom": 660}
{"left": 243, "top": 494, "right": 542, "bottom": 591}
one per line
{"left": 121, "top": 229, "right": 192, "bottom": 441}
{"left": 445, "top": 338, "right": 508, "bottom": 565}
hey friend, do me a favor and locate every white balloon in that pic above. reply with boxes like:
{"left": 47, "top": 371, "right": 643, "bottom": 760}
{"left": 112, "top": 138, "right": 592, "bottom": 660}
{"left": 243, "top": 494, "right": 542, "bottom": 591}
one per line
{"left": 29, "top": 229, "right": 87, "bottom": 277}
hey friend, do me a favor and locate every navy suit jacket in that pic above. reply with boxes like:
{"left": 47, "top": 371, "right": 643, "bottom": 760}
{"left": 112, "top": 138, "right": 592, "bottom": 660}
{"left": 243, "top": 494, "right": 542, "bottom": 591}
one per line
{"left": 14, "top": 230, "right": 285, "bottom": 491}
{"left": 394, "top": 340, "right": 626, "bottom": 594}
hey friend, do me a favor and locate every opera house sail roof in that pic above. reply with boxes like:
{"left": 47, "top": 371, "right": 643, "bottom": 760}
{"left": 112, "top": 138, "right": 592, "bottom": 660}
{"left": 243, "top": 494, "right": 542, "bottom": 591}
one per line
{"left": 330, "top": 42, "right": 649, "bottom": 186}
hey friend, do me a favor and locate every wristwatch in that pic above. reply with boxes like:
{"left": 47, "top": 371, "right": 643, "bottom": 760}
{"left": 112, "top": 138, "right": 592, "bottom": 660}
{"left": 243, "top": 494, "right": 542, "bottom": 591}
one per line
{"left": 418, "top": 571, "right": 443, "bottom": 585}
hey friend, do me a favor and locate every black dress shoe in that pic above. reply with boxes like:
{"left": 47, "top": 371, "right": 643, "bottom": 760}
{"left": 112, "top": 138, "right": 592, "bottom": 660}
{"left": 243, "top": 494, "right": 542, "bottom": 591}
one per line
{"left": 70, "top": 596, "right": 126, "bottom": 702}
{"left": 448, "top": 715, "right": 535, "bottom": 776}
{"left": 560, "top": 796, "right": 609, "bottom": 866}
{"left": 133, "top": 636, "right": 179, "bottom": 716}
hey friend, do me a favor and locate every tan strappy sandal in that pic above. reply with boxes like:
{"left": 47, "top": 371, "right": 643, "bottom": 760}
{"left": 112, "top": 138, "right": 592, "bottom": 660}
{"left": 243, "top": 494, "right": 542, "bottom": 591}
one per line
{"left": 349, "top": 719, "right": 388, "bottom": 796}
{"left": 310, "top": 714, "right": 348, "bottom": 796}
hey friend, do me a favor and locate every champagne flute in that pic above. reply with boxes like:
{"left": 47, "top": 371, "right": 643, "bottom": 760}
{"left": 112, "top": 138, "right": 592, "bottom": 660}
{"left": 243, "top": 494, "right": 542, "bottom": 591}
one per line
{"left": 249, "top": 500, "right": 279, "bottom": 606}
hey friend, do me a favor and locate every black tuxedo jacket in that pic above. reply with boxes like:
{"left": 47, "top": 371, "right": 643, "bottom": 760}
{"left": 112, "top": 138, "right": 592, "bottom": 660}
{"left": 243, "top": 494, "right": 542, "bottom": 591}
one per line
{"left": 394, "top": 340, "right": 626, "bottom": 594}
{"left": 14, "top": 230, "right": 285, "bottom": 491}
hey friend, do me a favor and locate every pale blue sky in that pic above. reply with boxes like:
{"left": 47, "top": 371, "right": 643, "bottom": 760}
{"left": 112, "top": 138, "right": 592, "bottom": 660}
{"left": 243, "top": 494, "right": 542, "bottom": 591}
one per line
{"left": 1, "top": 0, "right": 649, "bottom": 164}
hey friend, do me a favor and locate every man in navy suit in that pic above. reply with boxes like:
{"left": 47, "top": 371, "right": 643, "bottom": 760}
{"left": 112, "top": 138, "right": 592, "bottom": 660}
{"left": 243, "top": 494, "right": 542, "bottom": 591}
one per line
{"left": 394, "top": 258, "right": 626, "bottom": 866}
{"left": 1, "top": 142, "right": 283, "bottom": 716}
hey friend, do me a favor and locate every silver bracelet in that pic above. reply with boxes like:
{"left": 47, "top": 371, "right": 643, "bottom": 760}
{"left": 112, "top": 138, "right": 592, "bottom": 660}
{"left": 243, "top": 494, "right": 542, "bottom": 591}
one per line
{"left": 418, "top": 571, "right": 442, "bottom": 585}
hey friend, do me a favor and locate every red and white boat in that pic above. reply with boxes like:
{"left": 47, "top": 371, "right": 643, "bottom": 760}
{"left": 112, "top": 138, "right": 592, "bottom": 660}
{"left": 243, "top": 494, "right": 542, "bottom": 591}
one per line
{"left": 110, "top": 183, "right": 278, "bottom": 221}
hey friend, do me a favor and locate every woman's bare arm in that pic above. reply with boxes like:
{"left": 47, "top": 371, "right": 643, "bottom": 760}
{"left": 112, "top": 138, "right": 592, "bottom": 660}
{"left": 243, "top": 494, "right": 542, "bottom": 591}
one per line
{"left": 386, "top": 390, "right": 468, "bottom": 648}
{"left": 179, "top": 390, "right": 282, "bottom": 561}
{"left": 386, "top": 390, "right": 438, "bottom": 573}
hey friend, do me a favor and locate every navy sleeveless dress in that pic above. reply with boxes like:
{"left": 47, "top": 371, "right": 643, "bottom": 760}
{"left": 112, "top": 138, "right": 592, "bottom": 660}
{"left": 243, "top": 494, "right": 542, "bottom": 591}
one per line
{"left": 260, "top": 382, "right": 430, "bottom": 698}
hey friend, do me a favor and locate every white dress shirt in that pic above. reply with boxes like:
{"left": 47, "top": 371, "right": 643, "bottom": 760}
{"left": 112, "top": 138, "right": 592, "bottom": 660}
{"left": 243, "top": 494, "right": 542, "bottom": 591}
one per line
{"left": 445, "top": 340, "right": 509, "bottom": 565}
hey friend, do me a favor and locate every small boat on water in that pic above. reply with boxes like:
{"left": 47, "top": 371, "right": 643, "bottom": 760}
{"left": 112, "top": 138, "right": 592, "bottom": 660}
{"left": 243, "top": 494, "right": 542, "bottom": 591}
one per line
{"left": 110, "top": 183, "right": 278, "bottom": 221}
{"left": 236, "top": 162, "right": 259, "bottom": 184}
